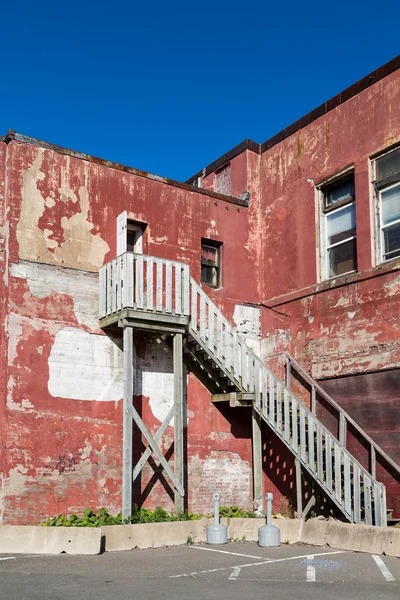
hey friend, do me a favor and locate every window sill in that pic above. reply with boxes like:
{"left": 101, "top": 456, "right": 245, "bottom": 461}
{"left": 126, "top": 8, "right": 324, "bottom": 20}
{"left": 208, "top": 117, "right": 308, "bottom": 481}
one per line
{"left": 262, "top": 257, "right": 400, "bottom": 308}
{"left": 320, "top": 269, "right": 357, "bottom": 284}
{"left": 379, "top": 255, "right": 400, "bottom": 266}
{"left": 201, "top": 283, "right": 223, "bottom": 292}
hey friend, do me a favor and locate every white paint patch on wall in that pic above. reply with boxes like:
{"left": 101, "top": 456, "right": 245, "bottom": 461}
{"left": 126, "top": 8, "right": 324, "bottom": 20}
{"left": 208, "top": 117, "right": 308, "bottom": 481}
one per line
{"left": 233, "top": 304, "right": 261, "bottom": 355}
{"left": 134, "top": 338, "right": 175, "bottom": 425}
{"left": 11, "top": 261, "right": 99, "bottom": 330}
{"left": 233, "top": 304, "right": 261, "bottom": 339}
{"left": 48, "top": 327, "right": 123, "bottom": 401}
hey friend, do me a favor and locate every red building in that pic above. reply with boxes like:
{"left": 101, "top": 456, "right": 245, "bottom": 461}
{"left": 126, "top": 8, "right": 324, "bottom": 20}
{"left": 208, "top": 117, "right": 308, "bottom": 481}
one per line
{"left": 0, "top": 55, "right": 399, "bottom": 526}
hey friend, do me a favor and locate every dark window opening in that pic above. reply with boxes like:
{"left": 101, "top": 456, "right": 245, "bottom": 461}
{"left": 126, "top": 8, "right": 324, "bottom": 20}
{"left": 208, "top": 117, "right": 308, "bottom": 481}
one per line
{"left": 127, "top": 221, "right": 146, "bottom": 253}
{"left": 201, "top": 240, "right": 222, "bottom": 288}
{"left": 324, "top": 174, "right": 355, "bottom": 210}
{"left": 376, "top": 147, "right": 400, "bottom": 182}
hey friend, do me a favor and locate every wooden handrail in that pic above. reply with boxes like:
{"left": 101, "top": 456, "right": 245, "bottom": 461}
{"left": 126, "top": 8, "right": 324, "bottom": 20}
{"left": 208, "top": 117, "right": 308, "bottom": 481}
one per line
{"left": 287, "top": 354, "right": 400, "bottom": 476}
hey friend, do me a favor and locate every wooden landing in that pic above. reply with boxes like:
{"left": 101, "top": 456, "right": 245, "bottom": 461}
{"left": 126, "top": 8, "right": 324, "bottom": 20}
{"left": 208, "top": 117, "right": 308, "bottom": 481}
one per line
{"left": 211, "top": 392, "right": 254, "bottom": 407}
{"left": 100, "top": 308, "right": 190, "bottom": 334}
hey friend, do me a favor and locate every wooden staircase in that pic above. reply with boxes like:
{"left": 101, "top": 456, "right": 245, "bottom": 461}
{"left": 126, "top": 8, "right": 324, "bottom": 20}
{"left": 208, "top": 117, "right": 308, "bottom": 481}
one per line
{"left": 99, "top": 251, "right": 400, "bottom": 526}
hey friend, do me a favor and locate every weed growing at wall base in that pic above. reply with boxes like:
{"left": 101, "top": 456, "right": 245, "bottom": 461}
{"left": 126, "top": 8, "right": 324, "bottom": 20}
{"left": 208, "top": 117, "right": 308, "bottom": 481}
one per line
{"left": 41, "top": 505, "right": 260, "bottom": 527}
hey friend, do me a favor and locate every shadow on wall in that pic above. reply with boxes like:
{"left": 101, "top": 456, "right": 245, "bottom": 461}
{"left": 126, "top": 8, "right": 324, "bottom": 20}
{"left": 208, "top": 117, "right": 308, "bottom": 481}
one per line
{"left": 216, "top": 405, "right": 253, "bottom": 439}
{"left": 262, "top": 424, "right": 297, "bottom": 515}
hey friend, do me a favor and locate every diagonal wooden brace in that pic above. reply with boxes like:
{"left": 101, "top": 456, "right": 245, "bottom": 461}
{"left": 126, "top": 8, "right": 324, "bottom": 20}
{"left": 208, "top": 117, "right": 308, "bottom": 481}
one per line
{"left": 132, "top": 406, "right": 174, "bottom": 482}
{"left": 126, "top": 403, "right": 185, "bottom": 497}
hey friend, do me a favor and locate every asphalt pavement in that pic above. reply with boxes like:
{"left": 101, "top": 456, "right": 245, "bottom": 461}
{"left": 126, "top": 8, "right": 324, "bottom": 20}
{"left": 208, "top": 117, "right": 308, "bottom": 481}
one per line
{"left": 0, "top": 542, "right": 399, "bottom": 600}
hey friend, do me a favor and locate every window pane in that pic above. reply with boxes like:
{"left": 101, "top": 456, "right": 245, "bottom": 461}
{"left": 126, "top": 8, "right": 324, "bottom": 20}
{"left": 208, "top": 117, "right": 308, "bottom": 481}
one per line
{"left": 381, "top": 184, "right": 400, "bottom": 226}
{"left": 327, "top": 203, "right": 356, "bottom": 246}
{"left": 383, "top": 222, "right": 400, "bottom": 260}
{"left": 328, "top": 239, "right": 357, "bottom": 277}
{"left": 201, "top": 265, "right": 218, "bottom": 287}
{"left": 376, "top": 148, "right": 400, "bottom": 180}
{"left": 325, "top": 177, "right": 355, "bottom": 207}
{"left": 201, "top": 244, "right": 219, "bottom": 265}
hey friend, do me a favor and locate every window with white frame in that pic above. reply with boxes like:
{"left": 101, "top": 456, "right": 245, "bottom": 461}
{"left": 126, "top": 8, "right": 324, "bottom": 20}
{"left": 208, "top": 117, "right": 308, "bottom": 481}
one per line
{"left": 373, "top": 146, "right": 400, "bottom": 262}
{"left": 320, "top": 172, "right": 357, "bottom": 279}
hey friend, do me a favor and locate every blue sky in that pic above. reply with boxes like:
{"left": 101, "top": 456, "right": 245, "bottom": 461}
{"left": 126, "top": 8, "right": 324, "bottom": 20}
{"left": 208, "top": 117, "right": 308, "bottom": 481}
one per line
{"left": 1, "top": 1, "right": 399, "bottom": 181}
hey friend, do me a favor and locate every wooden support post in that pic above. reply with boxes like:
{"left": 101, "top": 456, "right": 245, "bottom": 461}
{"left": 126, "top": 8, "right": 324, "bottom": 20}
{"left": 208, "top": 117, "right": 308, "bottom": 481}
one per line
{"left": 285, "top": 357, "right": 291, "bottom": 390}
{"left": 174, "top": 333, "right": 185, "bottom": 514}
{"left": 252, "top": 410, "right": 263, "bottom": 511}
{"left": 370, "top": 444, "right": 376, "bottom": 480}
{"left": 311, "top": 385, "right": 316, "bottom": 414}
{"left": 339, "top": 413, "right": 347, "bottom": 447}
{"left": 295, "top": 458, "right": 302, "bottom": 518}
{"left": 302, "top": 494, "right": 316, "bottom": 520}
{"left": 122, "top": 326, "right": 134, "bottom": 520}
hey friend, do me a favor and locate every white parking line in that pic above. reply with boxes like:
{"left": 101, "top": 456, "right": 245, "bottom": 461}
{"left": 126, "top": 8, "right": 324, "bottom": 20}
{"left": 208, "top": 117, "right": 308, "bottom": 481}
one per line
{"left": 190, "top": 546, "right": 265, "bottom": 560}
{"left": 306, "top": 555, "right": 316, "bottom": 582}
{"left": 170, "top": 550, "right": 346, "bottom": 578}
{"left": 0, "top": 557, "right": 16, "bottom": 562}
{"left": 372, "top": 555, "right": 395, "bottom": 582}
{"left": 229, "top": 566, "right": 242, "bottom": 580}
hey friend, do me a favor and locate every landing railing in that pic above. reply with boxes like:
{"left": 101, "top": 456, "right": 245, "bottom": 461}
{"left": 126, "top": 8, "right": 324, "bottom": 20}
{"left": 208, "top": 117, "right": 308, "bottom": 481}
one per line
{"left": 99, "top": 252, "right": 190, "bottom": 319}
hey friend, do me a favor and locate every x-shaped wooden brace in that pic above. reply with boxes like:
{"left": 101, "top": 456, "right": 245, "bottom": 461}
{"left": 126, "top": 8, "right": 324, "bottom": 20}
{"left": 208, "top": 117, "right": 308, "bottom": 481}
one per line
{"left": 127, "top": 403, "right": 184, "bottom": 498}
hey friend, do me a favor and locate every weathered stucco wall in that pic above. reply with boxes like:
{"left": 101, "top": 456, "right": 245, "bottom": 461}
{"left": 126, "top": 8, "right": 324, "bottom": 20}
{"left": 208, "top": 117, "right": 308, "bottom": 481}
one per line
{"left": 0, "top": 138, "right": 265, "bottom": 524}
{"left": 257, "top": 69, "right": 400, "bottom": 514}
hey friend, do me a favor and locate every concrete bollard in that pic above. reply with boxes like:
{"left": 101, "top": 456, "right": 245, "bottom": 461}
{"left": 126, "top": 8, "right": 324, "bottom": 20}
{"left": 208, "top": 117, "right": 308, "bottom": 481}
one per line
{"left": 206, "top": 493, "right": 228, "bottom": 545}
{"left": 258, "top": 492, "right": 281, "bottom": 547}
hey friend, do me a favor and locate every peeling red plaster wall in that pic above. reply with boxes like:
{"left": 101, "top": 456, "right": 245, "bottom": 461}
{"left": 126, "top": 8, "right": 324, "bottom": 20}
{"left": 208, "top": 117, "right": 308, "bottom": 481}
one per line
{"left": 0, "top": 142, "right": 9, "bottom": 522}
{"left": 259, "top": 69, "right": 400, "bottom": 515}
{"left": 2, "top": 139, "right": 265, "bottom": 524}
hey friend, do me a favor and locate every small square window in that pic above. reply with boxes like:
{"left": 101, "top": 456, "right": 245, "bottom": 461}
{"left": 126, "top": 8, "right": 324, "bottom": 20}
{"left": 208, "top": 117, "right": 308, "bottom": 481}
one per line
{"left": 201, "top": 240, "right": 222, "bottom": 288}
{"left": 320, "top": 172, "right": 357, "bottom": 279}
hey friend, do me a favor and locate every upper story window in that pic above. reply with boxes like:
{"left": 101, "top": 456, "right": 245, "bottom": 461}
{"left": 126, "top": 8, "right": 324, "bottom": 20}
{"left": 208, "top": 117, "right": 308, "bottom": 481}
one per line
{"left": 201, "top": 239, "right": 222, "bottom": 289}
{"left": 319, "top": 171, "right": 357, "bottom": 279}
{"left": 116, "top": 211, "right": 146, "bottom": 256}
{"left": 373, "top": 147, "right": 400, "bottom": 262}
{"left": 215, "top": 164, "right": 231, "bottom": 196}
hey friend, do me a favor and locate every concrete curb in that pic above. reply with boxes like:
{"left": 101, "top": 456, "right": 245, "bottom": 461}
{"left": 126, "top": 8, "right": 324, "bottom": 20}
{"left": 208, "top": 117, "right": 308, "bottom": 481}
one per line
{"left": 101, "top": 518, "right": 302, "bottom": 551}
{"left": 226, "top": 517, "right": 301, "bottom": 544}
{"left": 301, "top": 518, "right": 400, "bottom": 558}
{"left": 102, "top": 519, "right": 209, "bottom": 551}
{"left": 0, "top": 525, "right": 102, "bottom": 555}
{"left": 1, "top": 518, "right": 399, "bottom": 556}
